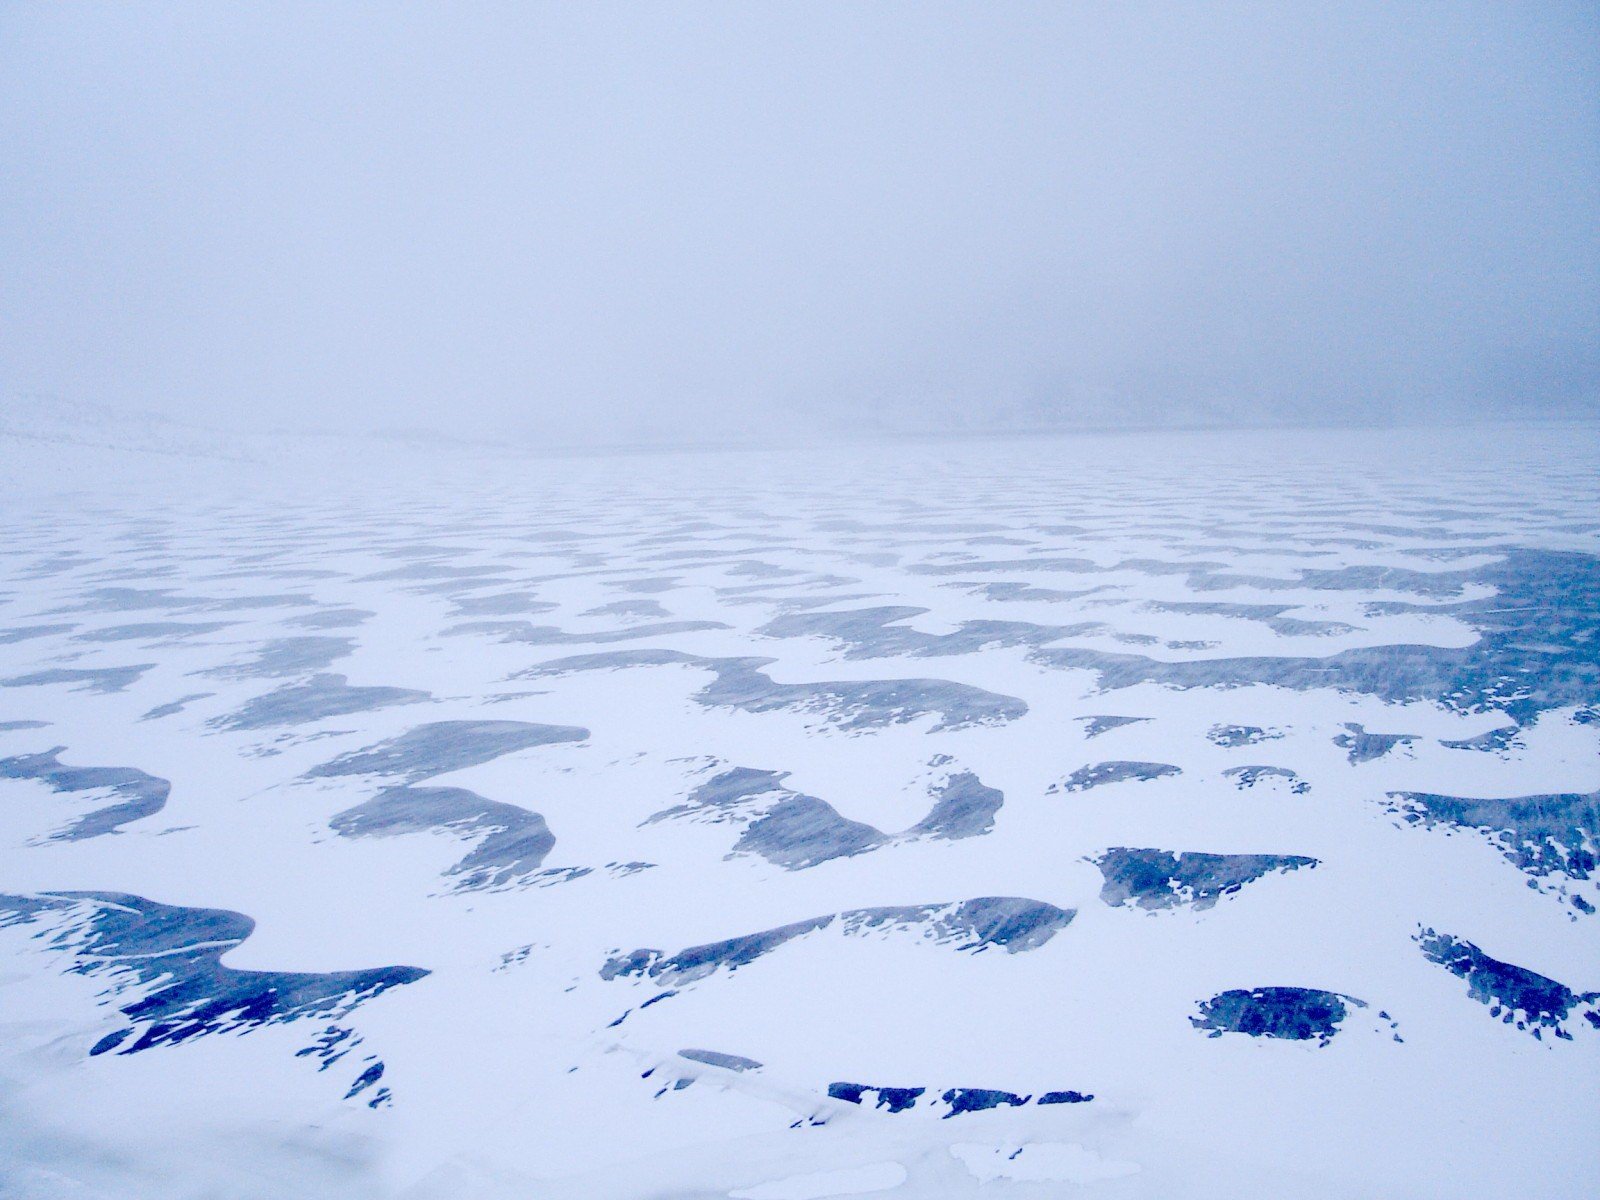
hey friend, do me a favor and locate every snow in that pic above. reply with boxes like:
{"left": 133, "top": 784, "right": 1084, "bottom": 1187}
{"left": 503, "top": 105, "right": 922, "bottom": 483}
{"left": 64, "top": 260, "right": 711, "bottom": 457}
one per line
{"left": 1, "top": 411, "right": 1597, "bottom": 1198}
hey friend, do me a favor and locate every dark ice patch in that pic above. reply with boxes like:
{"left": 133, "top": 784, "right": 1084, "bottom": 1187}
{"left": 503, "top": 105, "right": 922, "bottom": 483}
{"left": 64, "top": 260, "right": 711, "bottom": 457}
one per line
{"left": 286, "top": 608, "right": 375, "bottom": 630}
{"left": 209, "top": 636, "right": 354, "bottom": 679}
{"left": 1034, "top": 549, "right": 1600, "bottom": 728}
{"left": 1078, "top": 715, "right": 1149, "bottom": 739}
{"left": 450, "top": 593, "right": 557, "bottom": 617}
{"left": 0, "top": 624, "right": 76, "bottom": 644}
{"left": 73, "top": 621, "right": 233, "bottom": 643}
{"left": 1094, "top": 847, "right": 1317, "bottom": 911}
{"left": 308, "top": 719, "right": 588, "bottom": 782}
{"left": 1415, "top": 927, "right": 1599, "bottom": 1039}
{"left": 1333, "top": 722, "right": 1418, "bottom": 763}
{"left": 2, "top": 665, "right": 151, "bottom": 694}
{"left": 602, "top": 897, "right": 1073, "bottom": 988}
{"left": 1225, "top": 765, "right": 1311, "bottom": 793}
{"left": 330, "top": 785, "right": 556, "bottom": 891}
{"left": 905, "top": 771, "right": 1003, "bottom": 840}
{"left": 1051, "top": 761, "right": 1181, "bottom": 793}
{"left": 678, "top": 1048, "right": 762, "bottom": 1071}
{"left": 141, "top": 692, "right": 214, "bottom": 720}
{"left": 213, "top": 674, "right": 429, "bottom": 731}
{"left": 1207, "top": 724, "right": 1281, "bottom": 748}
{"left": 0, "top": 747, "right": 171, "bottom": 839}
{"left": 1439, "top": 726, "right": 1522, "bottom": 753}
{"left": 584, "top": 599, "right": 670, "bottom": 619}
{"left": 447, "top": 619, "right": 726, "bottom": 645}
{"left": 758, "top": 605, "right": 1099, "bottom": 659}
{"left": 735, "top": 794, "right": 887, "bottom": 869}
{"left": 1144, "top": 599, "right": 1353, "bottom": 637}
{"left": 0, "top": 892, "right": 427, "bottom": 1055}
{"left": 827, "top": 1083, "right": 1089, "bottom": 1114}
{"left": 524, "top": 650, "right": 1026, "bottom": 731}
{"left": 1383, "top": 787, "right": 1597, "bottom": 885}
{"left": 828, "top": 1082, "right": 925, "bottom": 1112}
{"left": 1192, "top": 987, "right": 1363, "bottom": 1045}
{"left": 940, "top": 1088, "right": 1029, "bottom": 1117}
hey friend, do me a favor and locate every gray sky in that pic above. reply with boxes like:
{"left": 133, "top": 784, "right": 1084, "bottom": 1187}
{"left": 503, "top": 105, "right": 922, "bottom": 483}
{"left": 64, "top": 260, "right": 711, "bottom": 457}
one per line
{"left": 2, "top": 2, "right": 1596, "bottom": 444}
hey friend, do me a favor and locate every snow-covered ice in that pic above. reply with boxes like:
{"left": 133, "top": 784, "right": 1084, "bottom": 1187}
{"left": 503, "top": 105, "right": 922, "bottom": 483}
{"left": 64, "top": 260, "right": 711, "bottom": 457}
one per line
{"left": 1, "top": 421, "right": 1596, "bottom": 1198}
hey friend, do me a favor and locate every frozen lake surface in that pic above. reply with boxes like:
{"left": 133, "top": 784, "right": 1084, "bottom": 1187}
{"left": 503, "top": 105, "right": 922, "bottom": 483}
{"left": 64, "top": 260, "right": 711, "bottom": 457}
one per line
{"left": 1, "top": 423, "right": 1597, "bottom": 1198}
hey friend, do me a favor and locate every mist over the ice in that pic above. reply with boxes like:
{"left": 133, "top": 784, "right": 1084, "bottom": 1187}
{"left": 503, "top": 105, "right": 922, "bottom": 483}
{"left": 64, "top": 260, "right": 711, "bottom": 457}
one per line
{"left": 2, "top": 2, "right": 1596, "bottom": 446}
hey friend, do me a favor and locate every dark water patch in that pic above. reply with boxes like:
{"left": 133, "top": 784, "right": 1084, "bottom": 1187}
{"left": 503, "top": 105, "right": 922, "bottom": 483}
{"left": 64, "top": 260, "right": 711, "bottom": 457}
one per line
{"left": 0, "top": 719, "right": 51, "bottom": 731}
{"left": 0, "top": 747, "right": 170, "bottom": 839}
{"left": 1038, "top": 1090, "right": 1094, "bottom": 1104}
{"left": 906, "top": 772, "right": 1003, "bottom": 840}
{"left": 1078, "top": 715, "right": 1149, "bottom": 739}
{"left": 1383, "top": 787, "right": 1597, "bottom": 884}
{"left": 1225, "top": 765, "right": 1311, "bottom": 793}
{"left": 1051, "top": 761, "right": 1181, "bottom": 793}
{"left": 602, "top": 897, "right": 1072, "bottom": 988}
{"left": 1192, "top": 987, "right": 1363, "bottom": 1045}
{"left": 208, "top": 636, "right": 354, "bottom": 680}
{"left": 331, "top": 785, "right": 555, "bottom": 891}
{"left": 308, "top": 719, "right": 587, "bottom": 782}
{"left": 286, "top": 608, "right": 375, "bottom": 630}
{"left": 1094, "top": 847, "right": 1317, "bottom": 911}
{"left": 141, "top": 692, "right": 214, "bottom": 720}
{"left": 1334, "top": 723, "right": 1418, "bottom": 763}
{"left": 0, "top": 891, "right": 428, "bottom": 1056}
{"left": 214, "top": 674, "right": 429, "bottom": 731}
{"left": 2, "top": 665, "right": 151, "bottom": 694}
{"left": 523, "top": 650, "right": 1026, "bottom": 731}
{"left": 1416, "top": 928, "right": 1599, "bottom": 1039}
{"left": 679, "top": 1048, "right": 762, "bottom": 1071}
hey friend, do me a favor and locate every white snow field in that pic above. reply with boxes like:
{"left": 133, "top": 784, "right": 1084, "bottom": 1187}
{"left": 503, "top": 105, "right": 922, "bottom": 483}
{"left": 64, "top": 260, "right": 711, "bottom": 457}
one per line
{"left": 1, "top": 421, "right": 1597, "bottom": 1199}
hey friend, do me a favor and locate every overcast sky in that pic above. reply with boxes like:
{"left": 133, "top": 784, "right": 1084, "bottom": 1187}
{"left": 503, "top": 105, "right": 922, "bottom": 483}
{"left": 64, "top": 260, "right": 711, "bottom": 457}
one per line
{"left": 2, "top": 2, "right": 1596, "bottom": 444}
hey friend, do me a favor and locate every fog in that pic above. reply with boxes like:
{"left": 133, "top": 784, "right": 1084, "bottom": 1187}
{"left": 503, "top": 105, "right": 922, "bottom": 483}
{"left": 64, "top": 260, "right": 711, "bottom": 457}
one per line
{"left": 2, "top": 2, "right": 1596, "bottom": 447}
